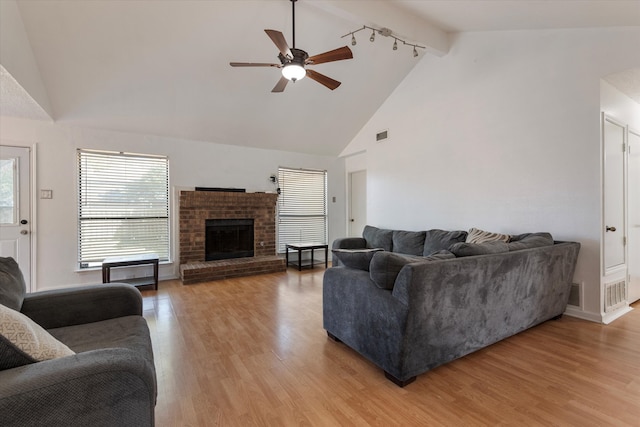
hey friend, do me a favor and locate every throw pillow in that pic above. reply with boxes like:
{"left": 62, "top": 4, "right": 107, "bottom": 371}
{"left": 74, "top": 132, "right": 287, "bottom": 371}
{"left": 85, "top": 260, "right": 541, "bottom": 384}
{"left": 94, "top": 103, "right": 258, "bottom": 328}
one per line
{"left": 466, "top": 227, "right": 510, "bottom": 244}
{"left": 450, "top": 241, "right": 509, "bottom": 257}
{"left": 392, "top": 230, "right": 426, "bottom": 256}
{"left": 423, "top": 229, "right": 468, "bottom": 255}
{"left": 0, "top": 304, "right": 75, "bottom": 362}
{"left": 0, "top": 257, "right": 27, "bottom": 311}
{"left": 331, "top": 248, "right": 383, "bottom": 271}
{"left": 508, "top": 232, "right": 554, "bottom": 251}
{"left": 362, "top": 225, "right": 393, "bottom": 251}
{"left": 369, "top": 251, "right": 455, "bottom": 290}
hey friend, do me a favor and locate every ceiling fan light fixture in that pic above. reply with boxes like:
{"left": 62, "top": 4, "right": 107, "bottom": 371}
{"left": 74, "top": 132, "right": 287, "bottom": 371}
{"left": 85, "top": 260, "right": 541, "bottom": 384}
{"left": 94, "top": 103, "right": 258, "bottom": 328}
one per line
{"left": 282, "top": 63, "right": 306, "bottom": 81}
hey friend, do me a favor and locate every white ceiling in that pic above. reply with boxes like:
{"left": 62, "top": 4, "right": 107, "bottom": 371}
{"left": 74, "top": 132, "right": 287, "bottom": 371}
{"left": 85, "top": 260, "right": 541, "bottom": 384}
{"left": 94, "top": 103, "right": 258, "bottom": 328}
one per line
{"left": 2, "top": 0, "right": 639, "bottom": 155}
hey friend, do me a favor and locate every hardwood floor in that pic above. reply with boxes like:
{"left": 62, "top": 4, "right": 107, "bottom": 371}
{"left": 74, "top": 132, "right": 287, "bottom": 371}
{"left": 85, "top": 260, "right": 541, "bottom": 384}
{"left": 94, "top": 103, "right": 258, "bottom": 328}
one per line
{"left": 141, "top": 270, "right": 640, "bottom": 426}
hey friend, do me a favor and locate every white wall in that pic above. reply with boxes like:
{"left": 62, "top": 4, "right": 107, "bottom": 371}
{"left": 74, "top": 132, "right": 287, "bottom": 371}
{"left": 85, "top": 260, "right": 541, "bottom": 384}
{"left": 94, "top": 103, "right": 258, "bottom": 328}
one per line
{"left": 341, "top": 27, "right": 640, "bottom": 321}
{"left": 0, "top": 117, "right": 346, "bottom": 290}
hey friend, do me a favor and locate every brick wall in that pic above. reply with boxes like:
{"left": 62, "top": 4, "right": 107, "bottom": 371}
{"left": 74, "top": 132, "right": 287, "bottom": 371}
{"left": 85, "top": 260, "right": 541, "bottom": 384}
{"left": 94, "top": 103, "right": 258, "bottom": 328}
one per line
{"left": 179, "top": 191, "right": 278, "bottom": 264}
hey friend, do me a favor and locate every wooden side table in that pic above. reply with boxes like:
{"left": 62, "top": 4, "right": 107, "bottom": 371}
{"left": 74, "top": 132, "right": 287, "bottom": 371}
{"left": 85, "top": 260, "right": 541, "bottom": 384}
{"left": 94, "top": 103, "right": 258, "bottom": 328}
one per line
{"left": 285, "top": 243, "right": 328, "bottom": 271}
{"left": 102, "top": 253, "right": 159, "bottom": 290}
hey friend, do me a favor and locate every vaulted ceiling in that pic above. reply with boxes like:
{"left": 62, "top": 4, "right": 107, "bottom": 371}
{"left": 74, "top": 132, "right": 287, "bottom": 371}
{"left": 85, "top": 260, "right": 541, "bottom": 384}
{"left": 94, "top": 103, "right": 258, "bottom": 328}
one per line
{"left": 1, "top": 0, "right": 639, "bottom": 155}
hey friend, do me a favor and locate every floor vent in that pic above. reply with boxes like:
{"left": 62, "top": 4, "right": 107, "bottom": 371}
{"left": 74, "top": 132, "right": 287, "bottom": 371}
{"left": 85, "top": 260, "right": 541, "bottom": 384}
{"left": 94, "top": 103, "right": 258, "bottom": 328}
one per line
{"left": 568, "top": 283, "right": 581, "bottom": 307}
{"left": 604, "top": 280, "right": 627, "bottom": 313}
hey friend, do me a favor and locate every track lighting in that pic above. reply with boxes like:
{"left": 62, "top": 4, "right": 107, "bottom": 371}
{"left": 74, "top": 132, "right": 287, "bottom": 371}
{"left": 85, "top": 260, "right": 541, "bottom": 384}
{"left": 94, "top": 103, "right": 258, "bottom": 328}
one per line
{"left": 341, "top": 25, "right": 425, "bottom": 58}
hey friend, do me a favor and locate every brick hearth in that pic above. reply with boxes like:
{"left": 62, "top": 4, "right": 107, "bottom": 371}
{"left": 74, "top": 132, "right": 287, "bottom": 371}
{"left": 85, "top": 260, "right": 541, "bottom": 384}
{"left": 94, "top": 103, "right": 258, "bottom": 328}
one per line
{"left": 179, "top": 190, "right": 285, "bottom": 283}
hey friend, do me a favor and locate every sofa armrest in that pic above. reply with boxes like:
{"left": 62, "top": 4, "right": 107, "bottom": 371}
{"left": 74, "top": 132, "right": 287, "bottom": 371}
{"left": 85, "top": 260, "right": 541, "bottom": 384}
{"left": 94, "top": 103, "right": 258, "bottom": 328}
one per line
{"left": 21, "top": 283, "right": 142, "bottom": 329}
{"left": 332, "top": 237, "right": 367, "bottom": 266}
{"left": 0, "top": 348, "right": 155, "bottom": 427}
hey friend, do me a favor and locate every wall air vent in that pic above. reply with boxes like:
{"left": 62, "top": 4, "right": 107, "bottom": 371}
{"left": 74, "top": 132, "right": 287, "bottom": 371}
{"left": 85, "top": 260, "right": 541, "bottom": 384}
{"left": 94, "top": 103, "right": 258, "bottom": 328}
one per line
{"left": 376, "top": 130, "right": 389, "bottom": 142}
{"left": 568, "top": 283, "right": 581, "bottom": 307}
{"left": 604, "top": 280, "right": 627, "bottom": 313}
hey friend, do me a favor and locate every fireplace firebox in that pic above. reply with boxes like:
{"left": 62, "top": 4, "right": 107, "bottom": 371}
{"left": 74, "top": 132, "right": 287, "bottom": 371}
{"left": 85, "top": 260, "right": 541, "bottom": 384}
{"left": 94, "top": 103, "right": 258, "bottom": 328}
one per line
{"left": 205, "top": 219, "right": 254, "bottom": 261}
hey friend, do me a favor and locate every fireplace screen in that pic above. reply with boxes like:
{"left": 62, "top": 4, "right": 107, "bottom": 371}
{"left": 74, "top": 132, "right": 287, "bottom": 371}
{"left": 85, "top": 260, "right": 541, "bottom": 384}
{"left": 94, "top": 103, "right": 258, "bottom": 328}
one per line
{"left": 205, "top": 219, "right": 254, "bottom": 261}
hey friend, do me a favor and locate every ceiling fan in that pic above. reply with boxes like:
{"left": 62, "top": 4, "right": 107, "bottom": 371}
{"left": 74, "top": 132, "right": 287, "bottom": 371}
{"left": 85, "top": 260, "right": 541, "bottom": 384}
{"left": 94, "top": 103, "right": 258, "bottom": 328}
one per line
{"left": 230, "top": 0, "right": 353, "bottom": 93}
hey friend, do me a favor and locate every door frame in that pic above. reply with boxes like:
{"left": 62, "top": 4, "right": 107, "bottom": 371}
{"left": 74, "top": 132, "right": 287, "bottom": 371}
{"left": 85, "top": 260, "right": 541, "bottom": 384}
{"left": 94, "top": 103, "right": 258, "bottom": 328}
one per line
{"left": 0, "top": 142, "right": 37, "bottom": 292}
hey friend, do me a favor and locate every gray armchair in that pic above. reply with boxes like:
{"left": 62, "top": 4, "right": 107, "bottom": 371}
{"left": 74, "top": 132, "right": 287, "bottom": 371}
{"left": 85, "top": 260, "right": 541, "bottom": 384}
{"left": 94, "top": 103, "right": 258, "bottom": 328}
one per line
{"left": 0, "top": 257, "right": 157, "bottom": 427}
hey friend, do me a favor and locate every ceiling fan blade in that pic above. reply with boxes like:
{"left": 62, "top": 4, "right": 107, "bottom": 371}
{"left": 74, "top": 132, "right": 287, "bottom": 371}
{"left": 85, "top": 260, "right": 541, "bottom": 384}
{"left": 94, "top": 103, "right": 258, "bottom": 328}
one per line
{"left": 306, "top": 69, "right": 341, "bottom": 90}
{"left": 230, "top": 62, "right": 281, "bottom": 68}
{"left": 265, "top": 29, "right": 293, "bottom": 59}
{"left": 306, "top": 46, "right": 353, "bottom": 65}
{"left": 272, "top": 76, "right": 289, "bottom": 93}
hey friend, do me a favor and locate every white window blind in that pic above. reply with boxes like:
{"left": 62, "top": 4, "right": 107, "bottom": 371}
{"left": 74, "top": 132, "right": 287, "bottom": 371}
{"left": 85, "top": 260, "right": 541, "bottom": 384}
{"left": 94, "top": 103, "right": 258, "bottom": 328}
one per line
{"left": 277, "top": 167, "right": 327, "bottom": 252}
{"left": 77, "top": 150, "right": 169, "bottom": 268}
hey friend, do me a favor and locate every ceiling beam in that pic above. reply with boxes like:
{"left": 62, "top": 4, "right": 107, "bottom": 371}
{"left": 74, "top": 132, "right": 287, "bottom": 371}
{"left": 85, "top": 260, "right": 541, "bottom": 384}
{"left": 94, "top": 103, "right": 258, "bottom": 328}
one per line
{"left": 307, "top": 0, "right": 450, "bottom": 57}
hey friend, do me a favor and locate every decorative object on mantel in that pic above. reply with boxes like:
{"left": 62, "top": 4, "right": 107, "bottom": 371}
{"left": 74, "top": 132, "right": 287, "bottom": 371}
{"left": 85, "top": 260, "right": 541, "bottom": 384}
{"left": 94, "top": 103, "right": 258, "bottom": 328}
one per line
{"left": 341, "top": 25, "right": 425, "bottom": 58}
{"left": 229, "top": 0, "right": 353, "bottom": 92}
{"left": 195, "top": 187, "right": 246, "bottom": 192}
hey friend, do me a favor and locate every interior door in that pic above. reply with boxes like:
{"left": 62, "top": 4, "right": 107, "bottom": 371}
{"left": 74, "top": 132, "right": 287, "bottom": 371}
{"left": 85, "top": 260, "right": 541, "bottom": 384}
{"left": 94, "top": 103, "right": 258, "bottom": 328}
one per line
{"left": 603, "top": 116, "right": 626, "bottom": 271}
{"left": 348, "top": 170, "right": 366, "bottom": 237}
{"left": 628, "top": 129, "right": 640, "bottom": 303}
{"left": 0, "top": 145, "right": 32, "bottom": 290}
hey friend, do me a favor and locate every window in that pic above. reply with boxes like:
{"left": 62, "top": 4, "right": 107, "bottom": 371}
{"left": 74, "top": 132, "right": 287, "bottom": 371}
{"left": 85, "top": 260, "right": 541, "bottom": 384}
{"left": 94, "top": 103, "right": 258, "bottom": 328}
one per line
{"left": 277, "top": 167, "right": 327, "bottom": 252}
{"left": 77, "top": 149, "right": 169, "bottom": 268}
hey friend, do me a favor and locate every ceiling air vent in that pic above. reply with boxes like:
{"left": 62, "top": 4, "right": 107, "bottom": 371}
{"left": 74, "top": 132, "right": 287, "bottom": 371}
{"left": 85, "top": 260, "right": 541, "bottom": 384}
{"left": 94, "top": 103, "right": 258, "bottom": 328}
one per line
{"left": 376, "top": 130, "right": 389, "bottom": 142}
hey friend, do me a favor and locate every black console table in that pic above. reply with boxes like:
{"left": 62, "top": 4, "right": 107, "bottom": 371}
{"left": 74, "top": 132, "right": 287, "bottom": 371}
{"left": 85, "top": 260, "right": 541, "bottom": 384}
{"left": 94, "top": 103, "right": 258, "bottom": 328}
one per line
{"left": 102, "top": 253, "right": 159, "bottom": 290}
{"left": 285, "top": 243, "right": 328, "bottom": 271}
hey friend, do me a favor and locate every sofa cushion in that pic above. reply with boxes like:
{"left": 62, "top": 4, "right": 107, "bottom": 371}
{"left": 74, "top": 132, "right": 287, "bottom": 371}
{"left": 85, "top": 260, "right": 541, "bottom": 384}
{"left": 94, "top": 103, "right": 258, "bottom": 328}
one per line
{"left": 508, "top": 232, "right": 554, "bottom": 251}
{"left": 369, "top": 250, "right": 455, "bottom": 290}
{"left": 332, "top": 248, "right": 383, "bottom": 271}
{"left": 49, "top": 315, "right": 154, "bottom": 369}
{"left": 0, "top": 303, "right": 74, "bottom": 369}
{"left": 363, "top": 225, "right": 393, "bottom": 251}
{"left": 466, "top": 227, "right": 511, "bottom": 244}
{"left": 0, "top": 257, "right": 26, "bottom": 312}
{"left": 450, "top": 241, "right": 510, "bottom": 257}
{"left": 423, "top": 229, "right": 468, "bottom": 255}
{"left": 392, "top": 230, "right": 426, "bottom": 256}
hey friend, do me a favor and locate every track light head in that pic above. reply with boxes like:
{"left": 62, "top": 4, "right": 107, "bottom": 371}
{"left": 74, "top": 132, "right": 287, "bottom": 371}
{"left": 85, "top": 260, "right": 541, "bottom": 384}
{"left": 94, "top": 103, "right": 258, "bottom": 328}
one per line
{"left": 351, "top": 34, "right": 356, "bottom": 46}
{"left": 370, "top": 30, "right": 375, "bottom": 42}
{"left": 392, "top": 39, "right": 398, "bottom": 51}
{"left": 413, "top": 46, "right": 418, "bottom": 57}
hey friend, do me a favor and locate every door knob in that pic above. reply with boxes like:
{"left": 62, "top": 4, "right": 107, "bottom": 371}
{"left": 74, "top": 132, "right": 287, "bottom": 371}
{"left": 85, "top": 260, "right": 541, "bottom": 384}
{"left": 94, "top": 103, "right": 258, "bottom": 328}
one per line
{"left": 606, "top": 226, "right": 616, "bottom": 232}
{"left": 20, "top": 230, "right": 28, "bottom": 235}
{"left": 20, "top": 219, "right": 28, "bottom": 225}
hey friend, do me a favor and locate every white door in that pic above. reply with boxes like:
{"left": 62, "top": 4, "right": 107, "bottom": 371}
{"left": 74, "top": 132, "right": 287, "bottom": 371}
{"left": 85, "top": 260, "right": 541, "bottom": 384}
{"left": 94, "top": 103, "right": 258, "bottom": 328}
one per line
{"left": 0, "top": 145, "right": 31, "bottom": 290}
{"left": 348, "top": 170, "right": 366, "bottom": 237}
{"left": 628, "top": 130, "right": 640, "bottom": 303}
{"left": 603, "top": 116, "right": 626, "bottom": 271}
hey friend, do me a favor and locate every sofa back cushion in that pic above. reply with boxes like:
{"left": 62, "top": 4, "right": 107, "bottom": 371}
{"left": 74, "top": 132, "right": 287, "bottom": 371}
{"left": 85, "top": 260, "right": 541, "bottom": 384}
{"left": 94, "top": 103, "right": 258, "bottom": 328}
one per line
{"left": 450, "top": 241, "right": 510, "bottom": 257}
{"left": 392, "top": 230, "right": 426, "bottom": 256}
{"left": 0, "top": 257, "right": 26, "bottom": 311}
{"left": 370, "top": 250, "right": 455, "bottom": 290}
{"left": 363, "top": 225, "right": 393, "bottom": 252}
{"left": 423, "top": 229, "right": 468, "bottom": 256}
{"left": 508, "top": 232, "right": 554, "bottom": 251}
{"left": 332, "top": 248, "right": 383, "bottom": 271}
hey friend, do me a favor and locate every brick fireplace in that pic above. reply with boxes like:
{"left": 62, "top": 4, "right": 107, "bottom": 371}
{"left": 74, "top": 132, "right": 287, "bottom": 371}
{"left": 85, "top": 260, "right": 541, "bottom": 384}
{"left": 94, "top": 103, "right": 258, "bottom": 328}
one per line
{"left": 179, "top": 190, "right": 285, "bottom": 284}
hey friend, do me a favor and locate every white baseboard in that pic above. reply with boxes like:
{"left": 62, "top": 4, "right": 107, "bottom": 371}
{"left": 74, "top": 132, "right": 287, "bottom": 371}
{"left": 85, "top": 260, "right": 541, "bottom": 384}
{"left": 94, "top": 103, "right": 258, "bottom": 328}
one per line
{"left": 602, "top": 305, "right": 634, "bottom": 324}
{"left": 564, "top": 306, "right": 603, "bottom": 323}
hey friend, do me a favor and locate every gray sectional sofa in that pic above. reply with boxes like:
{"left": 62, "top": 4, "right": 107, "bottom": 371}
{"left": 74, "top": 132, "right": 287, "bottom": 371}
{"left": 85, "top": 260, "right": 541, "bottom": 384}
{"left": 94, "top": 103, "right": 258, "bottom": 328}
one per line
{"left": 324, "top": 226, "right": 580, "bottom": 386}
